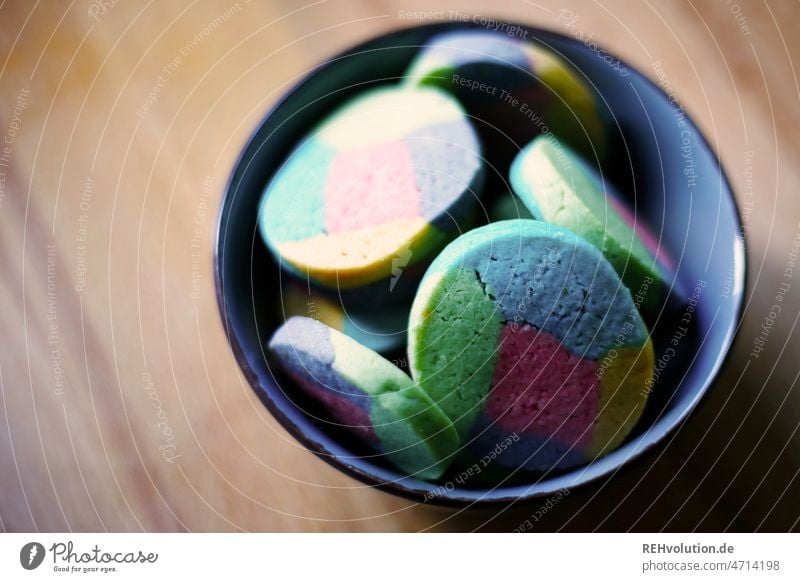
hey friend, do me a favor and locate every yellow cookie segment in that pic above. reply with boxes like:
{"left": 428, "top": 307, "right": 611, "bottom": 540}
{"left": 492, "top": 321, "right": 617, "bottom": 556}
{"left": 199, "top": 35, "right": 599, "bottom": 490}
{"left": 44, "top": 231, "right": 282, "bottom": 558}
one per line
{"left": 328, "top": 332, "right": 406, "bottom": 394}
{"left": 525, "top": 44, "right": 606, "bottom": 159}
{"left": 280, "top": 284, "right": 344, "bottom": 329}
{"left": 316, "top": 87, "right": 464, "bottom": 151}
{"left": 588, "top": 340, "right": 655, "bottom": 458}
{"left": 276, "top": 217, "right": 445, "bottom": 288}
{"left": 406, "top": 270, "right": 445, "bottom": 373}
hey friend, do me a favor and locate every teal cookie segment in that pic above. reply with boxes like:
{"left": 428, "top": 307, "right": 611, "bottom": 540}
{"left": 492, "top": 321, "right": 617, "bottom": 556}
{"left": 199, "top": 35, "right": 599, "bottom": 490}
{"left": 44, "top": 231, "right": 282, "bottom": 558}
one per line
{"left": 259, "top": 138, "right": 333, "bottom": 245}
{"left": 510, "top": 136, "right": 667, "bottom": 310}
{"left": 269, "top": 317, "right": 460, "bottom": 479}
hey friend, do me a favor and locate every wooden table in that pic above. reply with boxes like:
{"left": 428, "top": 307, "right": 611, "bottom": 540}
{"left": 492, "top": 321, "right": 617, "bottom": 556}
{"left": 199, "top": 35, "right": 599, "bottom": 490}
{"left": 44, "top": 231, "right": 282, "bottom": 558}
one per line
{"left": 1, "top": 0, "right": 799, "bottom": 532}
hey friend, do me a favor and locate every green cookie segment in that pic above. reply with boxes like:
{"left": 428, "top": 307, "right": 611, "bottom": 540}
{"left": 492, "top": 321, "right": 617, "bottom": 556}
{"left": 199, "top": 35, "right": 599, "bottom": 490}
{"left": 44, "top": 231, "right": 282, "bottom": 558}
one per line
{"left": 510, "top": 135, "right": 665, "bottom": 310}
{"left": 408, "top": 268, "right": 504, "bottom": 439}
{"left": 328, "top": 330, "right": 462, "bottom": 479}
{"left": 273, "top": 317, "right": 460, "bottom": 480}
{"left": 370, "top": 390, "right": 458, "bottom": 482}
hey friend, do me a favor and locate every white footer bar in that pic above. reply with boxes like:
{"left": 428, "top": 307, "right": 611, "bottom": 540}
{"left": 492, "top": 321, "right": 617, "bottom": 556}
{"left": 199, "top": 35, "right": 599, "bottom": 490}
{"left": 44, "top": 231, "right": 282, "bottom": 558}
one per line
{"left": 1, "top": 533, "right": 797, "bottom": 581}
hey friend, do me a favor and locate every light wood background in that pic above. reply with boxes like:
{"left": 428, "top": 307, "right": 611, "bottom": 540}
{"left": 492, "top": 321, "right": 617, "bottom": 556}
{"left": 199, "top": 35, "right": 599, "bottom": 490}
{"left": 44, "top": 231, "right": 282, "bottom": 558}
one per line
{"left": 1, "top": 0, "right": 799, "bottom": 532}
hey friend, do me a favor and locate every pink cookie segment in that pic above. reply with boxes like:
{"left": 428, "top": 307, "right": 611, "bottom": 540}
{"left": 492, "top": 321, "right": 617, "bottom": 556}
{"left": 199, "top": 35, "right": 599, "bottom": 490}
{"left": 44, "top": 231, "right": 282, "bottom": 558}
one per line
{"left": 606, "top": 191, "right": 674, "bottom": 271}
{"left": 324, "top": 141, "right": 422, "bottom": 234}
{"left": 486, "top": 323, "right": 599, "bottom": 449}
{"left": 287, "top": 371, "right": 377, "bottom": 442}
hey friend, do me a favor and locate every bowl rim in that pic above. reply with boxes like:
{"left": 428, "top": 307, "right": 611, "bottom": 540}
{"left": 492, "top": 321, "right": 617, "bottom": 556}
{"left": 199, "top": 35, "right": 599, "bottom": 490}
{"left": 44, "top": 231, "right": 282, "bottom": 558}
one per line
{"left": 213, "top": 20, "right": 748, "bottom": 507}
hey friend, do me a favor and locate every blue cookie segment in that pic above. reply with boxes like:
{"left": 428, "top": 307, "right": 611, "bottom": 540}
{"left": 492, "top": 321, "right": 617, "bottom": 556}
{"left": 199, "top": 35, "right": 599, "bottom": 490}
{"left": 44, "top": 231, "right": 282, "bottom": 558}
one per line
{"left": 408, "top": 221, "right": 653, "bottom": 476}
{"left": 469, "top": 414, "right": 588, "bottom": 472}
{"left": 405, "top": 120, "right": 483, "bottom": 230}
{"left": 426, "top": 220, "right": 648, "bottom": 359}
{"left": 509, "top": 136, "right": 668, "bottom": 311}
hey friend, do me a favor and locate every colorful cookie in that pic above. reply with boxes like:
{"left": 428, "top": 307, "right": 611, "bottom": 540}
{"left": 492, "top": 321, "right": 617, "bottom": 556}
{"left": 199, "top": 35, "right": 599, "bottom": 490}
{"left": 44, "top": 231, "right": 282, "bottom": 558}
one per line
{"left": 269, "top": 316, "right": 460, "bottom": 479}
{"left": 279, "top": 282, "right": 408, "bottom": 354}
{"left": 408, "top": 220, "right": 654, "bottom": 471}
{"left": 406, "top": 30, "right": 605, "bottom": 168}
{"left": 510, "top": 135, "right": 669, "bottom": 311}
{"left": 259, "top": 85, "right": 484, "bottom": 292}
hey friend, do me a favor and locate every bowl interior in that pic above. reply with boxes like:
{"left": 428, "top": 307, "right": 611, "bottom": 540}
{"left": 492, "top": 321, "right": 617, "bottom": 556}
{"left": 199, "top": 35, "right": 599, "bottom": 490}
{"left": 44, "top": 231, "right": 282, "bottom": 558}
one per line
{"left": 215, "top": 22, "right": 745, "bottom": 504}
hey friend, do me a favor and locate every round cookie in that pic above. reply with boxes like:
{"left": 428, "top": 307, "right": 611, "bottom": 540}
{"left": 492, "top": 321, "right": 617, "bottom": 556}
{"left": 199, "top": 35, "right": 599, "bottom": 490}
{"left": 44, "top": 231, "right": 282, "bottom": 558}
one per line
{"left": 279, "top": 282, "right": 408, "bottom": 355}
{"left": 259, "top": 85, "right": 484, "bottom": 293}
{"left": 269, "top": 316, "right": 460, "bottom": 479}
{"left": 408, "top": 220, "right": 654, "bottom": 472}
{"left": 406, "top": 30, "right": 605, "bottom": 168}
{"left": 510, "top": 135, "right": 668, "bottom": 311}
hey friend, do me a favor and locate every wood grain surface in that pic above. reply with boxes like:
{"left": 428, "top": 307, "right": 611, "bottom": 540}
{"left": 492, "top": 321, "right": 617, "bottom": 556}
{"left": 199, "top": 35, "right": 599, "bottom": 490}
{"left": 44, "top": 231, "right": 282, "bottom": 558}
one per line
{"left": 1, "top": 0, "right": 799, "bottom": 532}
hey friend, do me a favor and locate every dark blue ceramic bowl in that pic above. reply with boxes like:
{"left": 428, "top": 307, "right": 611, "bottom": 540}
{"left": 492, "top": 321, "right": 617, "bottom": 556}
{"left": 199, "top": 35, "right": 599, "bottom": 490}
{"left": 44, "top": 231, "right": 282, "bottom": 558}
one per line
{"left": 214, "top": 22, "right": 746, "bottom": 506}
